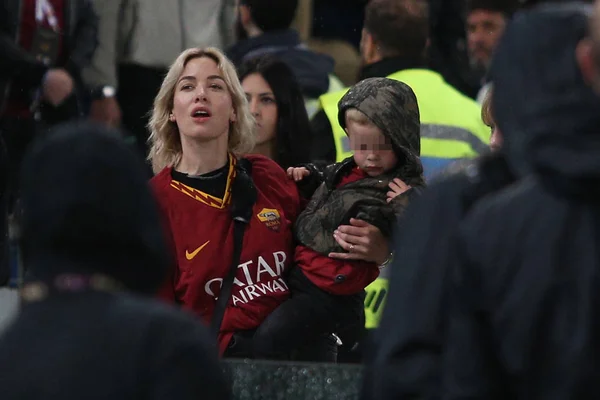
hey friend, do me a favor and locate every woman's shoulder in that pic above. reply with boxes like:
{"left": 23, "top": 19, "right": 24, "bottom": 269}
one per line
{"left": 242, "top": 154, "right": 300, "bottom": 218}
{"left": 242, "top": 154, "right": 292, "bottom": 187}
{"left": 150, "top": 167, "right": 172, "bottom": 188}
{"left": 243, "top": 154, "right": 285, "bottom": 175}
{"left": 149, "top": 167, "right": 173, "bottom": 205}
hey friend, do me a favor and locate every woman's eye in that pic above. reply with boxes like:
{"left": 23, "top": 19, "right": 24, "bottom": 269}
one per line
{"left": 261, "top": 97, "right": 274, "bottom": 104}
{"left": 210, "top": 84, "right": 223, "bottom": 90}
{"left": 181, "top": 84, "right": 193, "bottom": 90}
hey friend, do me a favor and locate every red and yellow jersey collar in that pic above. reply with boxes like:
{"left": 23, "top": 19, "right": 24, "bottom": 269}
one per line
{"left": 169, "top": 153, "right": 237, "bottom": 209}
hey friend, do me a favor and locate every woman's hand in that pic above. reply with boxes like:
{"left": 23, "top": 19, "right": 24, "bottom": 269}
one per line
{"left": 287, "top": 167, "right": 310, "bottom": 182}
{"left": 330, "top": 218, "right": 390, "bottom": 265}
{"left": 387, "top": 178, "right": 411, "bottom": 203}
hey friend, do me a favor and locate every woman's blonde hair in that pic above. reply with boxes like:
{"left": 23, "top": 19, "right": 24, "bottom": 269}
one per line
{"left": 147, "top": 47, "right": 256, "bottom": 173}
{"left": 481, "top": 85, "right": 494, "bottom": 128}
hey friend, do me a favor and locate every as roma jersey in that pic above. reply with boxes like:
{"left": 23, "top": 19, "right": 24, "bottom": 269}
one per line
{"left": 151, "top": 154, "right": 300, "bottom": 354}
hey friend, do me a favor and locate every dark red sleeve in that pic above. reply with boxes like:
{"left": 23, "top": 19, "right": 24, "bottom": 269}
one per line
{"left": 245, "top": 155, "right": 302, "bottom": 223}
{"left": 150, "top": 171, "right": 177, "bottom": 303}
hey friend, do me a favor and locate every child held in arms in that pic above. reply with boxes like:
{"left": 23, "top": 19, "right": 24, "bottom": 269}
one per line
{"left": 254, "top": 77, "right": 426, "bottom": 360}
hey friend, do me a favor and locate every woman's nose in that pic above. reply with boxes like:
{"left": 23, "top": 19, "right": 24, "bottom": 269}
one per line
{"left": 249, "top": 99, "right": 260, "bottom": 116}
{"left": 195, "top": 87, "right": 207, "bottom": 101}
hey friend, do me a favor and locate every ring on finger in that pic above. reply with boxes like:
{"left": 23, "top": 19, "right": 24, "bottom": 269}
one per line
{"left": 349, "top": 244, "right": 355, "bottom": 251}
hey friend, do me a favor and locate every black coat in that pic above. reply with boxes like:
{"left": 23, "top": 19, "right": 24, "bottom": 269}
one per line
{"left": 0, "top": 122, "right": 231, "bottom": 399}
{"left": 360, "top": 154, "right": 515, "bottom": 400}
{"left": 443, "top": 4, "right": 600, "bottom": 399}
{"left": 0, "top": 291, "right": 231, "bottom": 400}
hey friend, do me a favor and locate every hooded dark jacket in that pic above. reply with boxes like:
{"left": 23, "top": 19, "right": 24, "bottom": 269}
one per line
{"left": 442, "top": 4, "right": 600, "bottom": 399}
{"left": 227, "top": 30, "right": 336, "bottom": 99}
{"left": 0, "top": 122, "right": 230, "bottom": 400}
{"left": 295, "top": 78, "right": 425, "bottom": 254}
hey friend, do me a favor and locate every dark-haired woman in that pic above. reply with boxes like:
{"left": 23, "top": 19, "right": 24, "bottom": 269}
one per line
{"left": 239, "top": 56, "right": 312, "bottom": 170}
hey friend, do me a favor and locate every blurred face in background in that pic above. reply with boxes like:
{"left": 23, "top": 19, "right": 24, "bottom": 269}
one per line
{"left": 242, "top": 73, "right": 278, "bottom": 145}
{"left": 467, "top": 10, "right": 507, "bottom": 73}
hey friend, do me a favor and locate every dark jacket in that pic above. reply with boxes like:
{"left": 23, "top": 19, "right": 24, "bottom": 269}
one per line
{"left": 296, "top": 157, "right": 424, "bottom": 255}
{"left": 227, "top": 30, "right": 335, "bottom": 99}
{"left": 443, "top": 4, "right": 600, "bottom": 399}
{"left": 360, "top": 154, "right": 516, "bottom": 400}
{"left": 0, "top": 122, "right": 230, "bottom": 399}
{"left": 0, "top": 0, "right": 98, "bottom": 113}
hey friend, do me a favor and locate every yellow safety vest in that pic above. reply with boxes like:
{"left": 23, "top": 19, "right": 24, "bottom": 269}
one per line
{"left": 305, "top": 74, "right": 346, "bottom": 120}
{"left": 319, "top": 69, "right": 490, "bottom": 329}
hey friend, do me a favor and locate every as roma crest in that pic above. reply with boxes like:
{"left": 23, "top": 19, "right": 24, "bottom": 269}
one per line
{"left": 256, "top": 208, "right": 281, "bottom": 232}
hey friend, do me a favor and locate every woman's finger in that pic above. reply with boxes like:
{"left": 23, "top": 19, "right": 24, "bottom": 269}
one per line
{"left": 328, "top": 251, "right": 364, "bottom": 260}
{"left": 388, "top": 181, "right": 402, "bottom": 193}
{"left": 393, "top": 178, "right": 409, "bottom": 189}
{"left": 349, "top": 218, "right": 372, "bottom": 228}
{"left": 336, "top": 223, "right": 369, "bottom": 237}
{"left": 334, "top": 230, "right": 368, "bottom": 247}
{"left": 333, "top": 232, "right": 367, "bottom": 254}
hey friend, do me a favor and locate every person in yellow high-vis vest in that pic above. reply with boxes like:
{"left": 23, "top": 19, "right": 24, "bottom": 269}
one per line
{"left": 311, "top": 0, "right": 493, "bottom": 337}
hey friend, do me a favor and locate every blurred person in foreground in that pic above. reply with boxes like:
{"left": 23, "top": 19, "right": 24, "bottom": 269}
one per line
{"left": 360, "top": 45, "right": 513, "bottom": 400}
{"left": 0, "top": 121, "right": 230, "bottom": 400}
{"left": 443, "top": 3, "right": 600, "bottom": 398}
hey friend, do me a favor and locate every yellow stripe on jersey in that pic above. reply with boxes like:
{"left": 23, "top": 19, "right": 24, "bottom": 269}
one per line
{"left": 170, "top": 154, "right": 237, "bottom": 209}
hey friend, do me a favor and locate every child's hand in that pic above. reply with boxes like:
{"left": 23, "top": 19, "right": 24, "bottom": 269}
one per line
{"left": 287, "top": 167, "right": 310, "bottom": 182}
{"left": 387, "top": 178, "right": 411, "bottom": 203}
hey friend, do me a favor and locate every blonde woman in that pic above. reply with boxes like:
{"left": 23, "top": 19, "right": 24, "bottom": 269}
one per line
{"left": 148, "top": 47, "right": 386, "bottom": 360}
{"left": 149, "top": 47, "right": 303, "bottom": 357}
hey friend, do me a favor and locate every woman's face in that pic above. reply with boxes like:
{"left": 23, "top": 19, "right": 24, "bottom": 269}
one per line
{"left": 171, "top": 56, "right": 236, "bottom": 143}
{"left": 242, "top": 73, "right": 278, "bottom": 146}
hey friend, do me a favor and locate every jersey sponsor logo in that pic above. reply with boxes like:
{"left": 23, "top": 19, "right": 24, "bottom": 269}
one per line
{"left": 185, "top": 240, "right": 210, "bottom": 261}
{"left": 256, "top": 208, "right": 281, "bottom": 232}
{"left": 204, "top": 251, "right": 289, "bottom": 306}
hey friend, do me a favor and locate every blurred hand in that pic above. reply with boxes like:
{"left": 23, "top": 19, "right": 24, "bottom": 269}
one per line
{"left": 387, "top": 178, "right": 411, "bottom": 203}
{"left": 42, "top": 68, "right": 74, "bottom": 106}
{"left": 330, "top": 218, "right": 390, "bottom": 264}
{"left": 89, "top": 97, "right": 122, "bottom": 128}
{"left": 287, "top": 167, "right": 310, "bottom": 182}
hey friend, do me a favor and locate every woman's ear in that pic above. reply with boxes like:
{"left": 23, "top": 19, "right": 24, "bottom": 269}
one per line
{"left": 230, "top": 108, "right": 237, "bottom": 123}
{"left": 169, "top": 112, "right": 176, "bottom": 122}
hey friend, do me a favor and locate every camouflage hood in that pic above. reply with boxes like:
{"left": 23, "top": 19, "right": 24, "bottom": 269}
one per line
{"left": 338, "top": 77, "right": 423, "bottom": 180}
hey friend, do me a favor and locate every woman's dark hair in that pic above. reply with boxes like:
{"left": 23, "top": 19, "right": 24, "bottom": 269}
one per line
{"left": 238, "top": 55, "right": 312, "bottom": 169}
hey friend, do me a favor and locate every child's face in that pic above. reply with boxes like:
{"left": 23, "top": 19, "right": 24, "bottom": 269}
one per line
{"left": 346, "top": 119, "right": 398, "bottom": 177}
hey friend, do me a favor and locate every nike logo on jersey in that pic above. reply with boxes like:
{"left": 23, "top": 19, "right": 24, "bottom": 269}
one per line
{"left": 185, "top": 240, "right": 210, "bottom": 260}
